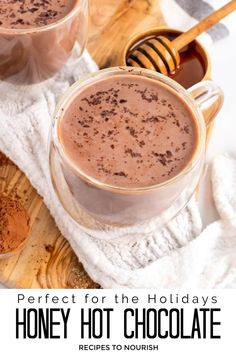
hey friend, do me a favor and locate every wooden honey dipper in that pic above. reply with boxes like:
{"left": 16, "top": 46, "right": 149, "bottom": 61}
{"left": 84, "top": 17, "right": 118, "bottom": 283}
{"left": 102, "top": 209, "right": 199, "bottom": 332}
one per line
{"left": 127, "top": 0, "right": 236, "bottom": 75}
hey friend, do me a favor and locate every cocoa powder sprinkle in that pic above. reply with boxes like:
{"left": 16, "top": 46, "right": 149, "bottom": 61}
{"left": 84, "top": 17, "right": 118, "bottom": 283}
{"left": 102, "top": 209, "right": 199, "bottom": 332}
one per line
{"left": 0, "top": 195, "right": 30, "bottom": 254}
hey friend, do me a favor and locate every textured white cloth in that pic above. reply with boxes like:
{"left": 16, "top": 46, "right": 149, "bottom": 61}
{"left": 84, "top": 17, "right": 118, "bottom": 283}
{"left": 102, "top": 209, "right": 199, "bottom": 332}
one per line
{"left": 0, "top": 51, "right": 236, "bottom": 288}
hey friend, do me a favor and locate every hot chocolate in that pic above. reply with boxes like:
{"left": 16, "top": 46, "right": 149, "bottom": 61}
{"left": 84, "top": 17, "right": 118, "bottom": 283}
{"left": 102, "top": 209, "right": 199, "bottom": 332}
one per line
{"left": 0, "top": 0, "right": 76, "bottom": 29}
{"left": 0, "top": 0, "right": 87, "bottom": 84}
{"left": 50, "top": 69, "right": 222, "bottom": 229}
{"left": 59, "top": 75, "right": 199, "bottom": 188}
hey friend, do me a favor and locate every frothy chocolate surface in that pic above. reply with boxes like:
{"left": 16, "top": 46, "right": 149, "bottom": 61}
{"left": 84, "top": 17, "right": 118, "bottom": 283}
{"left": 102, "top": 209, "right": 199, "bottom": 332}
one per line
{"left": 59, "top": 75, "right": 198, "bottom": 188}
{"left": 0, "top": 0, "right": 76, "bottom": 29}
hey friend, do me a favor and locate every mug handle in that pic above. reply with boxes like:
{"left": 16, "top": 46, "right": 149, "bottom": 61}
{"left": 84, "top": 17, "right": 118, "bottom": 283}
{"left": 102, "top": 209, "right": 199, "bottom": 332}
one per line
{"left": 188, "top": 81, "right": 224, "bottom": 127}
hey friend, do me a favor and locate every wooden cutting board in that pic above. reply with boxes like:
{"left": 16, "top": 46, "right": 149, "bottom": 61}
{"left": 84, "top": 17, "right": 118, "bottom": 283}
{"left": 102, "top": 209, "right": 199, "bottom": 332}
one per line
{"left": 0, "top": 0, "right": 165, "bottom": 288}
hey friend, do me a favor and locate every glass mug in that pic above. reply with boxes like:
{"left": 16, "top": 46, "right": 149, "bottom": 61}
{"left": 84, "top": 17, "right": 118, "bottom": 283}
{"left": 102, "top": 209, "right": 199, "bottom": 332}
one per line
{"left": 49, "top": 67, "right": 223, "bottom": 240}
{"left": 0, "top": 0, "right": 88, "bottom": 85}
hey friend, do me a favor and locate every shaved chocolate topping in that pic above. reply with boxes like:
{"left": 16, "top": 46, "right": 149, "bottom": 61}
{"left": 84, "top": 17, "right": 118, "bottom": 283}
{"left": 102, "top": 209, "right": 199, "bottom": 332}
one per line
{"left": 59, "top": 75, "right": 199, "bottom": 188}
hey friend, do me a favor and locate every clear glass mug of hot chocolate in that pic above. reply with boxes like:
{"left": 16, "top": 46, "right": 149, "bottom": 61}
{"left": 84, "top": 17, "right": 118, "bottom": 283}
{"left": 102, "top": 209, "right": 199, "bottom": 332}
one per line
{"left": 49, "top": 67, "right": 223, "bottom": 240}
{"left": 0, "top": 0, "right": 88, "bottom": 84}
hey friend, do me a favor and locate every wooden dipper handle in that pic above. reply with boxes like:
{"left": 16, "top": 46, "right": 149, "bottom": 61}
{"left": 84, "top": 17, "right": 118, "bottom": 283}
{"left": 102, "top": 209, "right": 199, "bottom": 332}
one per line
{"left": 173, "top": 0, "right": 236, "bottom": 51}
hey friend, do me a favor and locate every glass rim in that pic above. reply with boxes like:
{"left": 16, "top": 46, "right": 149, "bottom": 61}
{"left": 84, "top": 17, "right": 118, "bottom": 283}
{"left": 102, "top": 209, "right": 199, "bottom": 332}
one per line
{"left": 0, "top": 0, "right": 86, "bottom": 35}
{"left": 51, "top": 66, "right": 206, "bottom": 194}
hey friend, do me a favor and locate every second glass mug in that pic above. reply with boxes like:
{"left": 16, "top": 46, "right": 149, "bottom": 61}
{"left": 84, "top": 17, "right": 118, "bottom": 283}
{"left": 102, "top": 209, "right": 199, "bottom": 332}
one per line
{"left": 49, "top": 67, "right": 223, "bottom": 240}
{"left": 0, "top": 0, "right": 88, "bottom": 84}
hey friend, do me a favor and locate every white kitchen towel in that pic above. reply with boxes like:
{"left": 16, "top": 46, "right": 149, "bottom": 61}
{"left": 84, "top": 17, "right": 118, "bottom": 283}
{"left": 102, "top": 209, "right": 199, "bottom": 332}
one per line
{"left": 78, "top": 155, "right": 236, "bottom": 289}
{"left": 160, "top": 0, "right": 236, "bottom": 46}
{"left": 0, "top": 50, "right": 236, "bottom": 288}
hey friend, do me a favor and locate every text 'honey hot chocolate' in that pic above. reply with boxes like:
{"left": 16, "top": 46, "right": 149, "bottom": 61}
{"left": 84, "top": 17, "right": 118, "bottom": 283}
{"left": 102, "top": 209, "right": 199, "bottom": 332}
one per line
{"left": 59, "top": 75, "right": 199, "bottom": 188}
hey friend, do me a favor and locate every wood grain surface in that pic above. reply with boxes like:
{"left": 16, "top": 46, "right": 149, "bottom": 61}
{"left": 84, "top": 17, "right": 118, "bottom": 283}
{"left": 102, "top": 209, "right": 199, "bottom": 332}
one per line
{"left": 0, "top": 0, "right": 165, "bottom": 288}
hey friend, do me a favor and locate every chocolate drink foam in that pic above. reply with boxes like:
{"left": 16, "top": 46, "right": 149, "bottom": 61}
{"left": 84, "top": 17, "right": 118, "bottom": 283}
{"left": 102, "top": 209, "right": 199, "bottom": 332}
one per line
{"left": 59, "top": 75, "right": 199, "bottom": 189}
{"left": 0, "top": 0, "right": 82, "bottom": 84}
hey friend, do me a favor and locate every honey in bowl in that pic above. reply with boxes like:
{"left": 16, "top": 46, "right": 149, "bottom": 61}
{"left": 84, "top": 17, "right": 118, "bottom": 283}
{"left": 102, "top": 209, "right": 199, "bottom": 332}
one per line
{"left": 122, "top": 28, "right": 210, "bottom": 89}
{"left": 163, "top": 33, "right": 206, "bottom": 89}
{"left": 168, "top": 44, "right": 205, "bottom": 89}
